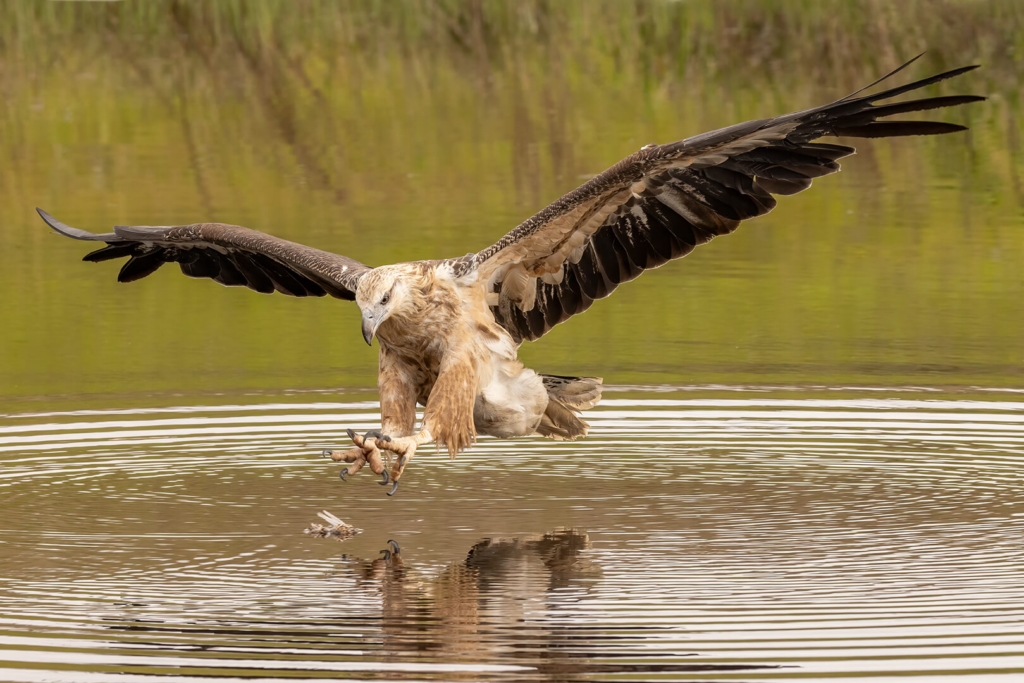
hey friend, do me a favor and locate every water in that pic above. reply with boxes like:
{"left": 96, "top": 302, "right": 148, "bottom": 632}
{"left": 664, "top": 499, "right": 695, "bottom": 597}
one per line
{"left": 2, "top": 388, "right": 1023, "bottom": 681}
{"left": 3, "top": 3, "right": 1024, "bottom": 680}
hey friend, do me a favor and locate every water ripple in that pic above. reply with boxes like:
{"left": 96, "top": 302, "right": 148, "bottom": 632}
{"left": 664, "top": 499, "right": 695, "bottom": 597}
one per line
{"left": 1, "top": 389, "right": 1023, "bottom": 681}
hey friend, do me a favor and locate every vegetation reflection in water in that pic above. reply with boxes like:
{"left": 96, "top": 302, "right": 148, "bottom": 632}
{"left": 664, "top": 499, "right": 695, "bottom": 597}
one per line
{"left": 0, "top": 0, "right": 1022, "bottom": 404}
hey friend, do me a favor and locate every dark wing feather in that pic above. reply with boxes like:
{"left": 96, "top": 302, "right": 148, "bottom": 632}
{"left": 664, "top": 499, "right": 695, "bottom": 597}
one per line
{"left": 453, "top": 60, "right": 983, "bottom": 343}
{"left": 38, "top": 210, "right": 369, "bottom": 300}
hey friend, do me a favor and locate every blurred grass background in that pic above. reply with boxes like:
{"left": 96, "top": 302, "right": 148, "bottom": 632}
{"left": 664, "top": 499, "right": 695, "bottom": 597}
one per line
{"left": 3, "top": 0, "right": 1022, "bottom": 81}
{"left": 0, "top": 0, "right": 1021, "bottom": 405}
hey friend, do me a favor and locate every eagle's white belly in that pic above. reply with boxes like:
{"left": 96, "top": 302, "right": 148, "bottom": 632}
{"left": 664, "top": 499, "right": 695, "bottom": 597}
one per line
{"left": 473, "top": 360, "right": 548, "bottom": 438}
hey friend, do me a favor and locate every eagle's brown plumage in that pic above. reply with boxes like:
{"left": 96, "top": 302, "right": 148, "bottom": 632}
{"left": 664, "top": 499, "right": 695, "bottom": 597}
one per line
{"left": 454, "top": 59, "right": 983, "bottom": 342}
{"left": 41, "top": 215, "right": 368, "bottom": 299}
{"left": 39, "top": 58, "right": 982, "bottom": 495}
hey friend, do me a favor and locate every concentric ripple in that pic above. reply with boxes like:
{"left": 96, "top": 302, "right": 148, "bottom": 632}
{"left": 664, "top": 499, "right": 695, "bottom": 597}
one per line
{"left": 1, "top": 387, "right": 1023, "bottom": 682}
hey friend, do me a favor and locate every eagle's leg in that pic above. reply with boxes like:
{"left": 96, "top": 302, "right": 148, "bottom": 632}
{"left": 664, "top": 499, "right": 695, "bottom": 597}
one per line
{"left": 379, "top": 352, "right": 477, "bottom": 494}
{"left": 358, "top": 349, "right": 421, "bottom": 493}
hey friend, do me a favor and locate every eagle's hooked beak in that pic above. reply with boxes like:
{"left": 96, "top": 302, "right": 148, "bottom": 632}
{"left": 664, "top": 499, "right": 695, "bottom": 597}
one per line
{"left": 361, "top": 312, "right": 379, "bottom": 346}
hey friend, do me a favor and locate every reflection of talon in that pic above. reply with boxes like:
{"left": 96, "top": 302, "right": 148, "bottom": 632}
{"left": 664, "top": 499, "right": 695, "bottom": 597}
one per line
{"left": 379, "top": 539, "right": 401, "bottom": 561}
{"left": 378, "top": 469, "right": 390, "bottom": 486}
{"left": 387, "top": 480, "right": 399, "bottom": 497}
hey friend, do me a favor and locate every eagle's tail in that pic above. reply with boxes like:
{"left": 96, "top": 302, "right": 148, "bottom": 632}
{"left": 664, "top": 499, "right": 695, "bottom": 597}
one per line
{"left": 536, "top": 375, "right": 603, "bottom": 441}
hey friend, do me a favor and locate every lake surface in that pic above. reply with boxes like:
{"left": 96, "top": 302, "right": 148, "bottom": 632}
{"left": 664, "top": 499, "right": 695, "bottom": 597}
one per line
{"left": 2, "top": 2, "right": 1024, "bottom": 681}
{"left": 2, "top": 388, "right": 1024, "bottom": 681}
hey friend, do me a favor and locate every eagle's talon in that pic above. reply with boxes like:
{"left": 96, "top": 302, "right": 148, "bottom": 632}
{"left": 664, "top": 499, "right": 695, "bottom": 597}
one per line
{"left": 339, "top": 469, "right": 348, "bottom": 481}
{"left": 321, "top": 449, "right": 332, "bottom": 458}
{"left": 378, "top": 469, "right": 390, "bottom": 486}
{"left": 387, "top": 480, "right": 399, "bottom": 497}
{"left": 364, "top": 429, "right": 386, "bottom": 442}
{"left": 346, "top": 428, "right": 357, "bottom": 440}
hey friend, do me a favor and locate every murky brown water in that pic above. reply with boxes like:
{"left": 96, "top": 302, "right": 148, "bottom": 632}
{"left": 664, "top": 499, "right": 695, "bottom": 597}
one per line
{"left": 2, "top": 388, "right": 1023, "bottom": 681}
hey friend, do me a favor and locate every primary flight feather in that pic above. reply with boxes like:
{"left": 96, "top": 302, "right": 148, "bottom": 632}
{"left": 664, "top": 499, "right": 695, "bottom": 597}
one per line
{"left": 39, "top": 58, "right": 983, "bottom": 495}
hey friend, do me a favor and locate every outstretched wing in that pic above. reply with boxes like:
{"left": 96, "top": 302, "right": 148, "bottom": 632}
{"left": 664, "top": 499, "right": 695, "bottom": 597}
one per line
{"left": 38, "top": 209, "right": 370, "bottom": 300}
{"left": 454, "top": 58, "right": 983, "bottom": 343}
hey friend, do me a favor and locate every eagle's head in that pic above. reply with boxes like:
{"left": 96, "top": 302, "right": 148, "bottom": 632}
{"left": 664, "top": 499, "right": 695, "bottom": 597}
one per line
{"left": 355, "top": 265, "right": 416, "bottom": 345}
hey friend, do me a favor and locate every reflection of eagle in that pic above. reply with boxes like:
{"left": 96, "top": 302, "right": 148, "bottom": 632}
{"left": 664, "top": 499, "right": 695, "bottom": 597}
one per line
{"left": 339, "top": 532, "right": 774, "bottom": 677}
{"left": 348, "top": 531, "right": 601, "bottom": 646}
{"left": 40, "top": 59, "right": 980, "bottom": 494}
{"left": 351, "top": 532, "right": 598, "bottom": 591}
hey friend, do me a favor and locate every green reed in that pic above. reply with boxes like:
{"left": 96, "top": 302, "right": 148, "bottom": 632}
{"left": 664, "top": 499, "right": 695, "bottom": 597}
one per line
{"left": 2, "top": 0, "right": 1022, "bottom": 82}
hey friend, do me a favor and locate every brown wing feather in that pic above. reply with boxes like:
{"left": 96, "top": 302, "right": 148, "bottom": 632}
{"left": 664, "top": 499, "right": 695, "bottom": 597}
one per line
{"left": 38, "top": 209, "right": 369, "bottom": 300}
{"left": 453, "top": 60, "right": 982, "bottom": 343}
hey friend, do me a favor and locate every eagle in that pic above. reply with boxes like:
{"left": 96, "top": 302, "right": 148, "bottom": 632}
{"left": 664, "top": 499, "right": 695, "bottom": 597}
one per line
{"left": 39, "top": 58, "right": 981, "bottom": 496}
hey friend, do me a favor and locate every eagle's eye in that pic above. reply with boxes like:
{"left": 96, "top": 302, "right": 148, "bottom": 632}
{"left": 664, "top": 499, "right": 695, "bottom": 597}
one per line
{"left": 380, "top": 292, "right": 390, "bottom": 305}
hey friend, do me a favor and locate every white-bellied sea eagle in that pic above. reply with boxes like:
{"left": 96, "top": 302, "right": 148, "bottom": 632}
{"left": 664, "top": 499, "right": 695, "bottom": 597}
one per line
{"left": 39, "top": 58, "right": 983, "bottom": 495}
